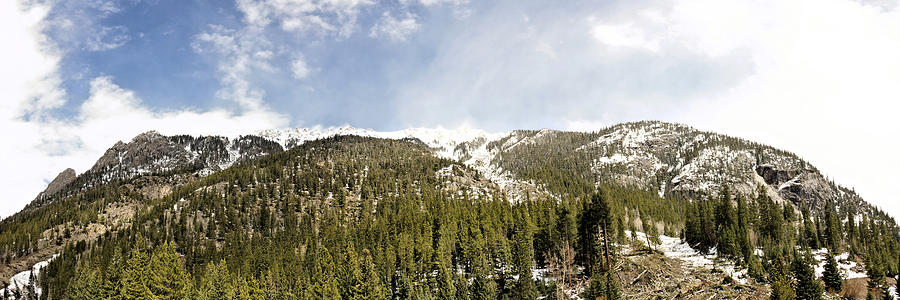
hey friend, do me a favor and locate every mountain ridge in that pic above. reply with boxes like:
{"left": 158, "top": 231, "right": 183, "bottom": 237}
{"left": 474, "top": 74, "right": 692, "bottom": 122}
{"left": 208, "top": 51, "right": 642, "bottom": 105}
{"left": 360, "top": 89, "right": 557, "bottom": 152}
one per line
{"left": 1, "top": 120, "right": 897, "bottom": 299}
{"left": 22, "top": 120, "right": 879, "bottom": 218}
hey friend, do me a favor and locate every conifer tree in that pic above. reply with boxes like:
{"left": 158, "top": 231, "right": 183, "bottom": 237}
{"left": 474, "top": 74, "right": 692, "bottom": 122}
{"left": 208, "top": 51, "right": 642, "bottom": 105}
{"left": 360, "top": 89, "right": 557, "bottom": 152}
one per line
{"left": 197, "top": 260, "right": 236, "bottom": 300}
{"left": 825, "top": 203, "right": 843, "bottom": 252}
{"left": 65, "top": 263, "right": 102, "bottom": 299}
{"left": 310, "top": 247, "right": 342, "bottom": 300}
{"left": 792, "top": 250, "right": 824, "bottom": 300}
{"left": 359, "top": 249, "right": 385, "bottom": 300}
{"left": 770, "top": 253, "right": 795, "bottom": 300}
{"left": 148, "top": 241, "right": 190, "bottom": 299}
{"left": 341, "top": 245, "right": 364, "bottom": 299}
{"left": 645, "top": 215, "right": 660, "bottom": 251}
{"left": 822, "top": 252, "right": 843, "bottom": 293}
{"left": 867, "top": 259, "right": 886, "bottom": 298}
{"left": 511, "top": 207, "right": 537, "bottom": 300}
{"left": 472, "top": 245, "right": 498, "bottom": 300}
{"left": 737, "top": 196, "right": 753, "bottom": 264}
{"left": 882, "top": 286, "right": 894, "bottom": 300}
{"left": 553, "top": 202, "right": 577, "bottom": 288}
{"left": 122, "top": 237, "right": 152, "bottom": 300}
{"left": 100, "top": 250, "right": 125, "bottom": 298}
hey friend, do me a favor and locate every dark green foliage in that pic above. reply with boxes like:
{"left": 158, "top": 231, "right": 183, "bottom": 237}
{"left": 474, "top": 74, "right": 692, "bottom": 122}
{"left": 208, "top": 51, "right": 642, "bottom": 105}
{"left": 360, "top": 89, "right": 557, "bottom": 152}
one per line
{"left": 769, "top": 253, "right": 795, "bottom": 300}
{"left": 822, "top": 252, "right": 842, "bottom": 293}
{"left": 511, "top": 207, "right": 538, "bottom": 300}
{"left": 29, "top": 137, "right": 641, "bottom": 299}
{"left": 792, "top": 249, "right": 823, "bottom": 300}
{"left": 10, "top": 134, "right": 900, "bottom": 299}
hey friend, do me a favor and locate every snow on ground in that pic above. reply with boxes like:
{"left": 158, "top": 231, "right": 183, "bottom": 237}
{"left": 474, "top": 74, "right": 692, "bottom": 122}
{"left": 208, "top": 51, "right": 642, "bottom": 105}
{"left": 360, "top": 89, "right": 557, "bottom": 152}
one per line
{"left": 257, "top": 126, "right": 508, "bottom": 161}
{"left": 258, "top": 126, "right": 547, "bottom": 201}
{"left": 623, "top": 234, "right": 870, "bottom": 285}
{"left": 625, "top": 231, "right": 749, "bottom": 284}
{"left": 811, "top": 248, "right": 867, "bottom": 279}
{"left": 889, "top": 286, "right": 899, "bottom": 300}
{"left": 0, "top": 254, "right": 57, "bottom": 298}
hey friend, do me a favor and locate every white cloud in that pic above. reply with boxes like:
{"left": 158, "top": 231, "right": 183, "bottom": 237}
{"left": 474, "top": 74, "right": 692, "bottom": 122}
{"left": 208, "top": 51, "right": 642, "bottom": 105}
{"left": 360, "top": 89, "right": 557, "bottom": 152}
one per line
{"left": 44, "top": 1, "right": 131, "bottom": 52}
{"left": 291, "top": 56, "right": 311, "bottom": 79}
{"left": 0, "top": 1, "right": 287, "bottom": 218}
{"left": 671, "top": 0, "right": 900, "bottom": 216}
{"left": 193, "top": 25, "right": 274, "bottom": 112}
{"left": 236, "top": 0, "right": 374, "bottom": 38}
{"left": 414, "top": 0, "right": 471, "bottom": 19}
{"left": 590, "top": 21, "right": 660, "bottom": 52}
{"left": 574, "top": 0, "right": 900, "bottom": 217}
{"left": 388, "top": 0, "right": 900, "bottom": 218}
{"left": 370, "top": 12, "right": 421, "bottom": 42}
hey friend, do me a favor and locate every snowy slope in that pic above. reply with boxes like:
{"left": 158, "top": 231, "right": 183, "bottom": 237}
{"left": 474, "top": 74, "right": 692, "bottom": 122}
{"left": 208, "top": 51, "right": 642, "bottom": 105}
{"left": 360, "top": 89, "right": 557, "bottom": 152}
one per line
{"left": 0, "top": 255, "right": 56, "bottom": 299}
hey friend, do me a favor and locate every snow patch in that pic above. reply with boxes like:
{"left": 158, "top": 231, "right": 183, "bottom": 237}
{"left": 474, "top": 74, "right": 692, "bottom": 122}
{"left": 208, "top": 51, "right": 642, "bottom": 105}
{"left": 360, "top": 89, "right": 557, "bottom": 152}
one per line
{"left": 811, "top": 248, "right": 866, "bottom": 280}
{"left": 625, "top": 231, "right": 749, "bottom": 284}
{"left": 0, "top": 254, "right": 57, "bottom": 298}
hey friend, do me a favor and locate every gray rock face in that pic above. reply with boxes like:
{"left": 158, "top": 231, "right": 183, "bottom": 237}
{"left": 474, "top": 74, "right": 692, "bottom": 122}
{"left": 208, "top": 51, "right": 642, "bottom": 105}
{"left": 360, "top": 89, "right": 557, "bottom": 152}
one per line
{"left": 87, "top": 131, "right": 283, "bottom": 182}
{"left": 31, "top": 168, "right": 76, "bottom": 203}
{"left": 484, "top": 121, "right": 870, "bottom": 215}
{"left": 27, "top": 131, "right": 283, "bottom": 210}
{"left": 571, "top": 121, "right": 868, "bottom": 213}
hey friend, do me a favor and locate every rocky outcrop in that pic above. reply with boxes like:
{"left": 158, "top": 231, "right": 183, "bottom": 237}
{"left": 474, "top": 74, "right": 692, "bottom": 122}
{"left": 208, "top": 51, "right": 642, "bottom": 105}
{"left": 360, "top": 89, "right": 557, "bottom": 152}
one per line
{"left": 31, "top": 168, "right": 76, "bottom": 203}
{"left": 86, "top": 131, "right": 284, "bottom": 182}
{"left": 27, "top": 131, "right": 285, "bottom": 210}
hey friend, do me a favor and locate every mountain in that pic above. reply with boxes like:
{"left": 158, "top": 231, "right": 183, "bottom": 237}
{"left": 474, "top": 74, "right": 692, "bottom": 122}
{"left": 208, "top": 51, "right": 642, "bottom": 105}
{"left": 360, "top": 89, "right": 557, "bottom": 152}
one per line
{"left": 0, "top": 121, "right": 895, "bottom": 299}
{"left": 23, "top": 121, "right": 872, "bottom": 215}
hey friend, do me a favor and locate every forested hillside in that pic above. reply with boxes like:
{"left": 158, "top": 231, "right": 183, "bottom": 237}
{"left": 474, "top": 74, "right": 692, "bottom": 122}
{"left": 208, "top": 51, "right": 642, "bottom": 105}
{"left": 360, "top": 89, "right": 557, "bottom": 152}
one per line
{"left": 0, "top": 122, "right": 897, "bottom": 299}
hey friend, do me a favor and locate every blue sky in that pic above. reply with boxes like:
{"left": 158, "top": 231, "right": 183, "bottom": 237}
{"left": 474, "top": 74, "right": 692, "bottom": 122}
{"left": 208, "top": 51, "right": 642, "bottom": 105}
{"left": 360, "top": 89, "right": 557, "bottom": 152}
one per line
{"left": 3, "top": 0, "right": 900, "bottom": 217}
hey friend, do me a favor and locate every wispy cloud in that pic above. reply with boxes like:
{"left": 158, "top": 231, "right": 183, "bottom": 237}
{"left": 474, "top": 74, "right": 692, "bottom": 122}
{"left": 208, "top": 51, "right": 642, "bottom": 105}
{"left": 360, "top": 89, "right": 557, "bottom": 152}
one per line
{"left": 370, "top": 12, "right": 421, "bottom": 42}
{"left": 236, "top": 0, "right": 375, "bottom": 38}
{"left": 0, "top": 1, "right": 287, "bottom": 217}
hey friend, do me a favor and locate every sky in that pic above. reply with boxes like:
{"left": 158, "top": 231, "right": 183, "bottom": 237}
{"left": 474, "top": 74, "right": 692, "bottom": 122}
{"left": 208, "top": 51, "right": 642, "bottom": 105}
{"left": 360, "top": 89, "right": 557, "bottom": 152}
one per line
{"left": 1, "top": 0, "right": 899, "bottom": 218}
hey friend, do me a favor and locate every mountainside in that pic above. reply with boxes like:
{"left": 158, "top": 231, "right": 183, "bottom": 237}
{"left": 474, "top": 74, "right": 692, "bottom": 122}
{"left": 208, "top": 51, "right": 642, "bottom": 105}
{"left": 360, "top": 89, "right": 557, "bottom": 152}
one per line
{"left": 22, "top": 121, "right": 874, "bottom": 216}
{"left": 0, "top": 121, "right": 896, "bottom": 299}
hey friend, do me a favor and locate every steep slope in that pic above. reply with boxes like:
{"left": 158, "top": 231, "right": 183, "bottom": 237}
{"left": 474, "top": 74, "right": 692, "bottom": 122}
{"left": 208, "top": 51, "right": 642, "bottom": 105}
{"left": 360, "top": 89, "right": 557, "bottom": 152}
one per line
{"left": 486, "top": 121, "right": 876, "bottom": 215}
{"left": 0, "top": 121, "right": 896, "bottom": 299}
{"left": 23, "top": 131, "right": 283, "bottom": 210}
{"left": 30, "top": 169, "right": 75, "bottom": 205}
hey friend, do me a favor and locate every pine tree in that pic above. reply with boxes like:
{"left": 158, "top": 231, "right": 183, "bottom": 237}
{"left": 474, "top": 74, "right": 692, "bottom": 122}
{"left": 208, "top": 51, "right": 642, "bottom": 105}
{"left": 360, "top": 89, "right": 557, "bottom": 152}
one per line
{"left": 342, "top": 246, "right": 364, "bottom": 299}
{"left": 553, "top": 202, "right": 577, "bottom": 288}
{"left": 824, "top": 203, "right": 843, "bottom": 252}
{"left": 197, "top": 260, "right": 236, "bottom": 300}
{"left": 737, "top": 196, "right": 753, "bottom": 264}
{"left": 122, "top": 237, "right": 152, "bottom": 300}
{"left": 511, "top": 207, "right": 537, "bottom": 300}
{"left": 310, "top": 247, "right": 342, "bottom": 300}
{"left": 604, "top": 269, "right": 622, "bottom": 300}
{"left": 867, "top": 260, "right": 886, "bottom": 298}
{"left": 584, "top": 269, "right": 607, "bottom": 300}
{"left": 822, "top": 252, "right": 843, "bottom": 293}
{"left": 585, "top": 268, "right": 621, "bottom": 300}
{"left": 65, "top": 262, "right": 102, "bottom": 299}
{"left": 100, "top": 250, "right": 125, "bottom": 298}
{"left": 792, "top": 250, "right": 824, "bottom": 300}
{"left": 359, "top": 249, "right": 385, "bottom": 300}
{"left": 770, "top": 253, "right": 795, "bottom": 300}
{"left": 645, "top": 215, "right": 659, "bottom": 251}
{"left": 148, "top": 241, "right": 190, "bottom": 299}
{"left": 882, "top": 286, "right": 894, "bottom": 300}
{"left": 472, "top": 246, "right": 498, "bottom": 300}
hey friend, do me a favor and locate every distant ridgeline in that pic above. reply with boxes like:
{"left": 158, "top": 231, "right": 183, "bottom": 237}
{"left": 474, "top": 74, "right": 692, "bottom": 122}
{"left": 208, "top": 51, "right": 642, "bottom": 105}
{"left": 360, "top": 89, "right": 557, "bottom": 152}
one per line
{"left": 0, "top": 121, "right": 895, "bottom": 299}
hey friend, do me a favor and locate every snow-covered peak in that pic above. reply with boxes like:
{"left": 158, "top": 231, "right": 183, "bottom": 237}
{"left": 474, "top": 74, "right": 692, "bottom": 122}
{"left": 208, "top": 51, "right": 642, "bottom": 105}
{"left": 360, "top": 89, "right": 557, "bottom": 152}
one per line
{"left": 257, "top": 126, "right": 509, "bottom": 161}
